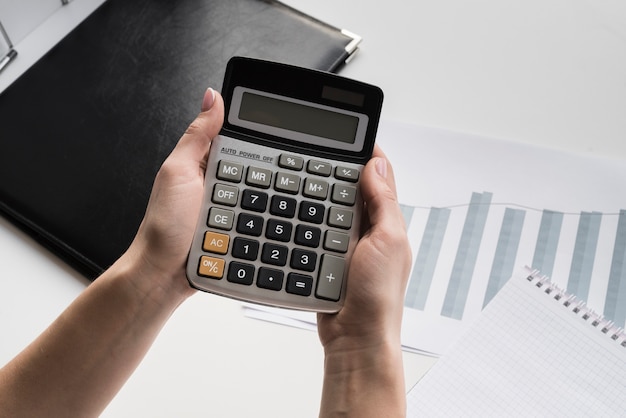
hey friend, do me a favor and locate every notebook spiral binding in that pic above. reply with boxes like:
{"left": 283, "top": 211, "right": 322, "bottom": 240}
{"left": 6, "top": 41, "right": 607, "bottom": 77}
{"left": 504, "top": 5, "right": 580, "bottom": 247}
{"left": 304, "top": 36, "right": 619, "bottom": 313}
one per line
{"left": 525, "top": 267, "right": 626, "bottom": 349}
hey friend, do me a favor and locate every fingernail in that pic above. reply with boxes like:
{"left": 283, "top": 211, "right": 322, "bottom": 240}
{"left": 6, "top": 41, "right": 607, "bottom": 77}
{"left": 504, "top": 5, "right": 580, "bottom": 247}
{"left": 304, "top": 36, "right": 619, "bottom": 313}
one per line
{"left": 375, "top": 157, "right": 388, "bottom": 178}
{"left": 202, "top": 87, "right": 216, "bottom": 111}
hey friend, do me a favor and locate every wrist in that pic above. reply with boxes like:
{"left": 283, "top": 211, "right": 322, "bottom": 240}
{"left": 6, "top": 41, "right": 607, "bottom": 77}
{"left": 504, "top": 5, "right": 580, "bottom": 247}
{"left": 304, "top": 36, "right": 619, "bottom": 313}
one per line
{"left": 320, "top": 337, "right": 406, "bottom": 417}
{"left": 106, "top": 245, "right": 195, "bottom": 315}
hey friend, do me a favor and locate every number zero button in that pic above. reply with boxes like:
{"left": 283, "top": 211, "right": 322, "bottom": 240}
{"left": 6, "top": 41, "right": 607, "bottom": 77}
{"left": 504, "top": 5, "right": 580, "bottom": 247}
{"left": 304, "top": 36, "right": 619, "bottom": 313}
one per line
{"left": 227, "top": 261, "right": 255, "bottom": 285}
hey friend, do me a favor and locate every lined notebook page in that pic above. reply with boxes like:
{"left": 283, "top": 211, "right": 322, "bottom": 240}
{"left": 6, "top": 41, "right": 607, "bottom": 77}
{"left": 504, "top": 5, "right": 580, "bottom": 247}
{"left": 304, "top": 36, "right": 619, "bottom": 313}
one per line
{"left": 407, "top": 267, "right": 626, "bottom": 417}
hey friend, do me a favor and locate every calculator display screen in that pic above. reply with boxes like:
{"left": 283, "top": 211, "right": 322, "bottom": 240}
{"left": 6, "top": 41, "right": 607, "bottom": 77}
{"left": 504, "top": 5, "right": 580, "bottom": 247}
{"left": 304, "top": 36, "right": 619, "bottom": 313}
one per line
{"left": 228, "top": 87, "right": 368, "bottom": 153}
{"left": 238, "top": 92, "right": 359, "bottom": 144}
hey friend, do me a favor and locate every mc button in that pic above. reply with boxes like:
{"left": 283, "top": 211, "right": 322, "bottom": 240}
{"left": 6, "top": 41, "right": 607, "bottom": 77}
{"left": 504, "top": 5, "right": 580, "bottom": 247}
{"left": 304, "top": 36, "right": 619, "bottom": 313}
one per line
{"left": 217, "top": 160, "right": 244, "bottom": 182}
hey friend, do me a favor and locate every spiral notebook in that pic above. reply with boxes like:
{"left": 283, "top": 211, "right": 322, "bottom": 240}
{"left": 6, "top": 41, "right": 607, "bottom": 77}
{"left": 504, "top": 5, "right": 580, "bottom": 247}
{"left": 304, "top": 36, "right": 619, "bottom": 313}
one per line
{"left": 407, "top": 266, "right": 626, "bottom": 417}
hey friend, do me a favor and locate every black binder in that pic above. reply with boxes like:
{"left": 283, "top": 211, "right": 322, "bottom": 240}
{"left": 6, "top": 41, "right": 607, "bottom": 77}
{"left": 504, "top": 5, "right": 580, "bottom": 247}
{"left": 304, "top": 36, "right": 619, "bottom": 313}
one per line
{"left": 0, "top": 0, "right": 360, "bottom": 279}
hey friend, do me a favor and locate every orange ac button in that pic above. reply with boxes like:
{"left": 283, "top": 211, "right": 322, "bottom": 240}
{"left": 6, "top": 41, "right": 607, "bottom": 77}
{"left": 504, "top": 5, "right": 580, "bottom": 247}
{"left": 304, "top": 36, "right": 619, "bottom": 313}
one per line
{"left": 203, "top": 231, "right": 230, "bottom": 254}
{"left": 198, "top": 256, "right": 225, "bottom": 279}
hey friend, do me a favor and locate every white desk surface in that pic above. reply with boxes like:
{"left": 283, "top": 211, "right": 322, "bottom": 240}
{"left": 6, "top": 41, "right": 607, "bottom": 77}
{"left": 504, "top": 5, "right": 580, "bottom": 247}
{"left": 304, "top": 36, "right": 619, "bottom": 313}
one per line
{"left": 1, "top": 1, "right": 625, "bottom": 416}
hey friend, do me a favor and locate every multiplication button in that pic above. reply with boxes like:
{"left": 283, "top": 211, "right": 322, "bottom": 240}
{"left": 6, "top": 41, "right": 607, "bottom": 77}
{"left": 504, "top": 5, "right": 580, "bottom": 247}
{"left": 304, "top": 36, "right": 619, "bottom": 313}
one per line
{"left": 327, "top": 207, "right": 353, "bottom": 229}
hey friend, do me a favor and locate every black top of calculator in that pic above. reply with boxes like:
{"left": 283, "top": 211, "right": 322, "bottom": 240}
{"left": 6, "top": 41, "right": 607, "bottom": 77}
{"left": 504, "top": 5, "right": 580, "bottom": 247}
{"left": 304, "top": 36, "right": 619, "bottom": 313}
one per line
{"left": 221, "top": 57, "right": 383, "bottom": 165}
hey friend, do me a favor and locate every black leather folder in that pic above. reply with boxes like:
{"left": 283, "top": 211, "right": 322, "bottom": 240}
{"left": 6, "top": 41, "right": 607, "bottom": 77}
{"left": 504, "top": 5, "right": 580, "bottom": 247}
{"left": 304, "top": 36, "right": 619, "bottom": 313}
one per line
{"left": 0, "top": 0, "right": 360, "bottom": 279}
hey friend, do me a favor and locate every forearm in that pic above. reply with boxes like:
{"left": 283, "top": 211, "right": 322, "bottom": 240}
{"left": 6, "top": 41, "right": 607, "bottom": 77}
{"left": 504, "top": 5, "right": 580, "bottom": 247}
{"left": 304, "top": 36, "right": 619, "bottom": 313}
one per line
{"left": 319, "top": 339, "right": 406, "bottom": 418}
{"left": 0, "top": 252, "right": 192, "bottom": 417}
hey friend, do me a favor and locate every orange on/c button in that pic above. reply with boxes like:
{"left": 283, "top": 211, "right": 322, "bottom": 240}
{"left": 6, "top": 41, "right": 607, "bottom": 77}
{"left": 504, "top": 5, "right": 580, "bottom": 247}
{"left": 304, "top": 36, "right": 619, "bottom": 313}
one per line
{"left": 198, "top": 256, "right": 225, "bottom": 279}
{"left": 202, "top": 231, "right": 230, "bottom": 254}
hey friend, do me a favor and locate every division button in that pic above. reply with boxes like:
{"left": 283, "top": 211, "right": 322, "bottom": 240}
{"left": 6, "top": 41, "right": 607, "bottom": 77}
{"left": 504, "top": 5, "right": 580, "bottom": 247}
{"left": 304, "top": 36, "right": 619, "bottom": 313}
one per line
{"left": 331, "top": 184, "right": 357, "bottom": 206}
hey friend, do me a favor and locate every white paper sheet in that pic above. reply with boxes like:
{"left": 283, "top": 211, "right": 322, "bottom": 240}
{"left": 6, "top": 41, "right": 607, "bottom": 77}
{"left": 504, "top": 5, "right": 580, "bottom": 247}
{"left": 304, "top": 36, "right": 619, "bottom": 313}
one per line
{"left": 244, "top": 119, "right": 626, "bottom": 355}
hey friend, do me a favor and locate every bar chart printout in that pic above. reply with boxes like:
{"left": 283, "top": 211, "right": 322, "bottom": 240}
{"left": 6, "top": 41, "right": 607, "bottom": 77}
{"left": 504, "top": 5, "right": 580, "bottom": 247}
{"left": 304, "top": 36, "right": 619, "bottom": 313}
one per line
{"left": 402, "top": 193, "right": 626, "bottom": 350}
{"left": 242, "top": 122, "right": 626, "bottom": 357}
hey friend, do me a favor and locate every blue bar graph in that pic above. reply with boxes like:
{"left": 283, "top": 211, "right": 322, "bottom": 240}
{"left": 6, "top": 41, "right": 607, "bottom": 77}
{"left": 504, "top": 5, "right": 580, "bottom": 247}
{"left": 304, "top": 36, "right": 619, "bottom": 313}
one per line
{"left": 441, "top": 192, "right": 492, "bottom": 319}
{"left": 605, "top": 210, "right": 626, "bottom": 327}
{"left": 567, "top": 211, "right": 602, "bottom": 301}
{"left": 405, "top": 207, "right": 450, "bottom": 310}
{"left": 483, "top": 208, "right": 526, "bottom": 307}
{"left": 402, "top": 191, "right": 626, "bottom": 327}
{"left": 531, "top": 210, "right": 563, "bottom": 278}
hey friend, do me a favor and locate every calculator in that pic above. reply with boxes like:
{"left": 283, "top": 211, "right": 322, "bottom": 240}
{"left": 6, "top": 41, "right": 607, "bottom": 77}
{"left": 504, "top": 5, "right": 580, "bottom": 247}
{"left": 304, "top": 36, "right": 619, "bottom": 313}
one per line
{"left": 185, "top": 57, "right": 383, "bottom": 312}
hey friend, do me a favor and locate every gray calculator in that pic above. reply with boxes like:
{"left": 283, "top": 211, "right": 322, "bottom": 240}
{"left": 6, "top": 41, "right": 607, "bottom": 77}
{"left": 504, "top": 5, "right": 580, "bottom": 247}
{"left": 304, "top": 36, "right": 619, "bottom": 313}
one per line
{"left": 186, "top": 57, "right": 383, "bottom": 312}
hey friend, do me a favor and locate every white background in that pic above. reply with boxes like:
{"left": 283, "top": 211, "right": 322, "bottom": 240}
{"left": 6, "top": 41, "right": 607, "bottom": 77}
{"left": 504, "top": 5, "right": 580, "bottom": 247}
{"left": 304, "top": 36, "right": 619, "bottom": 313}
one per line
{"left": 1, "top": 0, "right": 625, "bottom": 416}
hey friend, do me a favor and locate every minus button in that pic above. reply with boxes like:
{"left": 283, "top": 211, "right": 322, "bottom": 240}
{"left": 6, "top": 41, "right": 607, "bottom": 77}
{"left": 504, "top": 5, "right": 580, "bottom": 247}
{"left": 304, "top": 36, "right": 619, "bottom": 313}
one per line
{"left": 323, "top": 230, "right": 349, "bottom": 253}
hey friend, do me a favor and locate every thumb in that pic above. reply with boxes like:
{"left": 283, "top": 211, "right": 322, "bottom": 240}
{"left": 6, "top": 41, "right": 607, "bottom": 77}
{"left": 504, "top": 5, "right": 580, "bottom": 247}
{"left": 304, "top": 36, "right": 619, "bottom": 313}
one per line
{"left": 359, "top": 147, "right": 403, "bottom": 230}
{"left": 169, "top": 87, "right": 225, "bottom": 168}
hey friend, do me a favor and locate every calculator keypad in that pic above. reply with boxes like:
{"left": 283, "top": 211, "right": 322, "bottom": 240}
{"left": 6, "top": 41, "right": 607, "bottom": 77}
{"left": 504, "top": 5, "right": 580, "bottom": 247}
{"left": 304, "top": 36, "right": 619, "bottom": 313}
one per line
{"left": 187, "top": 136, "right": 363, "bottom": 312}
